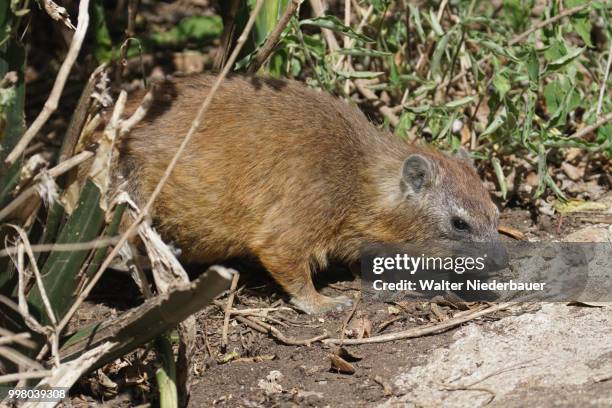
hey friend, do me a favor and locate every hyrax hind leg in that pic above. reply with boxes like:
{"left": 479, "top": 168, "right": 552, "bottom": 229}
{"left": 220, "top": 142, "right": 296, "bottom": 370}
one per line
{"left": 256, "top": 249, "right": 352, "bottom": 314}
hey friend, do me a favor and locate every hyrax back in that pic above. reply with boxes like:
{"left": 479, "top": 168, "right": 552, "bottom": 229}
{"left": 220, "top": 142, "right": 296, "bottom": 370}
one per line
{"left": 117, "top": 75, "right": 501, "bottom": 314}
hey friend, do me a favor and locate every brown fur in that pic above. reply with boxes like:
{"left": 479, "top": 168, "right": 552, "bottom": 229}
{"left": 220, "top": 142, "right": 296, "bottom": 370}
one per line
{"left": 104, "top": 74, "right": 499, "bottom": 313}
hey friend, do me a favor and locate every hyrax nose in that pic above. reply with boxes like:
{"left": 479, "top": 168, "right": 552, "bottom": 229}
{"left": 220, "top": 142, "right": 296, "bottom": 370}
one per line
{"left": 486, "top": 241, "right": 509, "bottom": 270}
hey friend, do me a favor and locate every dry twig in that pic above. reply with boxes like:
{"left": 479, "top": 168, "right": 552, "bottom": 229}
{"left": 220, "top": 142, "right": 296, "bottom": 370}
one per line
{"left": 333, "top": 4, "right": 373, "bottom": 70}
{"left": 339, "top": 295, "right": 359, "bottom": 342}
{"left": 5, "top": 0, "right": 91, "bottom": 165}
{"left": 0, "top": 150, "right": 94, "bottom": 223}
{"left": 21, "top": 342, "right": 117, "bottom": 408}
{"left": 221, "top": 272, "right": 240, "bottom": 350}
{"left": 0, "top": 330, "right": 35, "bottom": 348}
{"left": 40, "top": 0, "right": 76, "bottom": 30}
{"left": 235, "top": 315, "right": 328, "bottom": 346}
{"left": 497, "top": 225, "right": 526, "bottom": 241}
{"left": 120, "top": 87, "right": 155, "bottom": 136}
{"left": 59, "top": 267, "right": 233, "bottom": 364}
{"left": 0, "top": 370, "right": 53, "bottom": 384}
{"left": 228, "top": 306, "right": 294, "bottom": 315}
{"left": 0, "top": 346, "right": 46, "bottom": 371}
{"left": 13, "top": 233, "right": 61, "bottom": 367}
{"left": 308, "top": 0, "right": 339, "bottom": 51}
{"left": 354, "top": 80, "right": 400, "bottom": 126}
{"left": 0, "top": 236, "right": 120, "bottom": 258}
{"left": 508, "top": 4, "right": 590, "bottom": 46}
{"left": 569, "top": 112, "right": 612, "bottom": 140}
{"left": 597, "top": 42, "right": 612, "bottom": 118}
{"left": 247, "top": 0, "right": 302, "bottom": 74}
{"left": 322, "top": 302, "right": 513, "bottom": 345}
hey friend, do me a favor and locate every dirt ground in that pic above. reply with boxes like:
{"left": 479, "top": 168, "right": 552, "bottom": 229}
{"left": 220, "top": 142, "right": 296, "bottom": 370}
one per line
{"left": 63, "top": 202, "right": 612, "bottom": 408}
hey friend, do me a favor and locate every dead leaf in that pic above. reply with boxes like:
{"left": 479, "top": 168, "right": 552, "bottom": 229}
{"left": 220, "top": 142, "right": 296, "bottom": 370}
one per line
{"left": 219, "top": 350, "right": 240, "bottom": 364}
{"left": 348, "top": 316, "right": 372, "bottom": 339}
{"left": 498, "top": 225, "right": 526, "bottom": 240}
{"left": 561, "top": 162, "right": 584, "bottom": 181}
{"left": 387, "top": 305, "right": 401, "bottom": 315}
{"left": 554, "top": 199, "right": 609, "bottom": 214}
{"left": 329, "top": 354, "right": 356, "bottom": 374}
{"left": 430, "top": 302, "right": 448, "bottom": 322}
{"left": 564, "top": 147, "right": 582, "bottom": 162}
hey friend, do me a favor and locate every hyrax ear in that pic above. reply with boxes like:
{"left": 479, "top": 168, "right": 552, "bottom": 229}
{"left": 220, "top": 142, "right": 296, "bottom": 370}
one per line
{"left": 453, "top": 147, "right": 475, "bottom": 167}
{"left": 400, "top": 154, "right": 435, "bottom": 195}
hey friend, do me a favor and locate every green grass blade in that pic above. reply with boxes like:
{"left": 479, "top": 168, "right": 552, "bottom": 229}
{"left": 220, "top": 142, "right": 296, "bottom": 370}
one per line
{"left": 27, "top": 180, "right": 105, "bottom": 325}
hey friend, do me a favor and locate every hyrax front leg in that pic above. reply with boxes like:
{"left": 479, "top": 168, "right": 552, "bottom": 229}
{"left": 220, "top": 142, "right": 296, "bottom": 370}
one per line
{"left": 257, "top": 251, "right": 352, "bottom": 314}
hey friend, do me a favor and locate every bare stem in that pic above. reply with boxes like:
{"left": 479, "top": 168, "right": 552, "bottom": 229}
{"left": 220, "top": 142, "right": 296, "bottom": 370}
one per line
{"left": 0, "top": 236, "right": 120, "bottom": 258}
{"left": 508, "top": 4, "right": 589, "bottom": 46}
{"left": 247, "top": 0, "right": 302, "bottom": 74}
{"left": 0, "top": 151, "right": 94, "bottom": 223}
{"left": 221, "top": 272, "right": 240, "bottom": 349}
{"left": 5, "top": 0, "right": 91, "bottom": 165}
{"left": 596, "top": 42, "right": 612, "bottom": 118}
{"left": 569, "top": 111, "right": 612, "bottom": 140}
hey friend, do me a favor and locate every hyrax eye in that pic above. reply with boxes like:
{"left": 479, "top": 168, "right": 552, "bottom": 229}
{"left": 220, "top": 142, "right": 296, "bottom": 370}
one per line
{"left": 452, "top": 217, "right": 470, "bottom": 231}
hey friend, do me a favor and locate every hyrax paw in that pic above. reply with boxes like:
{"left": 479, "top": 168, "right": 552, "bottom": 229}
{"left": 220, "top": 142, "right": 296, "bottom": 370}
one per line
{"left": 291, "top": 294, "right": 353, "bottom": 314}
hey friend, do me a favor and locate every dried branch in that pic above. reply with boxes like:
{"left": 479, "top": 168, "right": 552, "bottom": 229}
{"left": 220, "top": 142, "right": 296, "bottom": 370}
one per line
{"left": 333, "top": 4, "right": 373, "bottom": 70}
{"left": 40, "top": 0, "right": 76, "bottom": 30}
{"left": 0, "top": 330, "right": 35, "bottom": 348}
{"left": 0, "top": 150, "right": 94, "bottom": 222}
{"left": 119, "top": 88, "right": 155, "bottom": 136}
{"left": 57, "top": 0, "right": 265, "bottom": 336}
{"left": 354, "top": 80, "right": 400, "bottom": 126}
{"left": 247, "top": 0, "right": 302, "bottom": 74}
{"left": 0, "top": 346, "right": 46, "bottom": 371}
{"left": 322, "top": 302, "right": 513, "bottom": 345}
{"left": 309, "top": 0, "right": 339, "bottom": 51}
{"left": 87, "top": 90, "right": 127, "bottom": 211}
{"left": 9, "top": 225, "right": 62, "bottom": 368}
{"left": 234, "top": 315, "right": 328, "bottom": 346}
{"left": 221, "top": 272, "right": 240, "bottom": 350}
{"left": 59, "top": 267, "right": 233, "bottom": 365}
{"left": 222, "top": 306, "right": 294, "bottom": 315}
{"left": 0, "top": 236, "right": 119, "bottom": 258}
{"left": 12, "top": 244, "right": 47, "bottom": 338}
{"left": 11, "top": 226, "right": 57, "bottom": 327}
{"left": 597, "top": 42, "right": 612, "bottom": 118}
{"left": 508, "top": 4, "right": 590, "bottom": 46}
{"left": 0, "top": 370, "right": 53, "bottom": 384}
{"left": 5, "top": 0, "right": 91, "bottom": 165}
{"left": 339, "top": 294, "right": 359, "bottom": 342}
{"left": 569, "top": 112, "right": 612, "bottom": 140}
{"left": 21, "top": 342, "right": 117, "bottom": 408}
